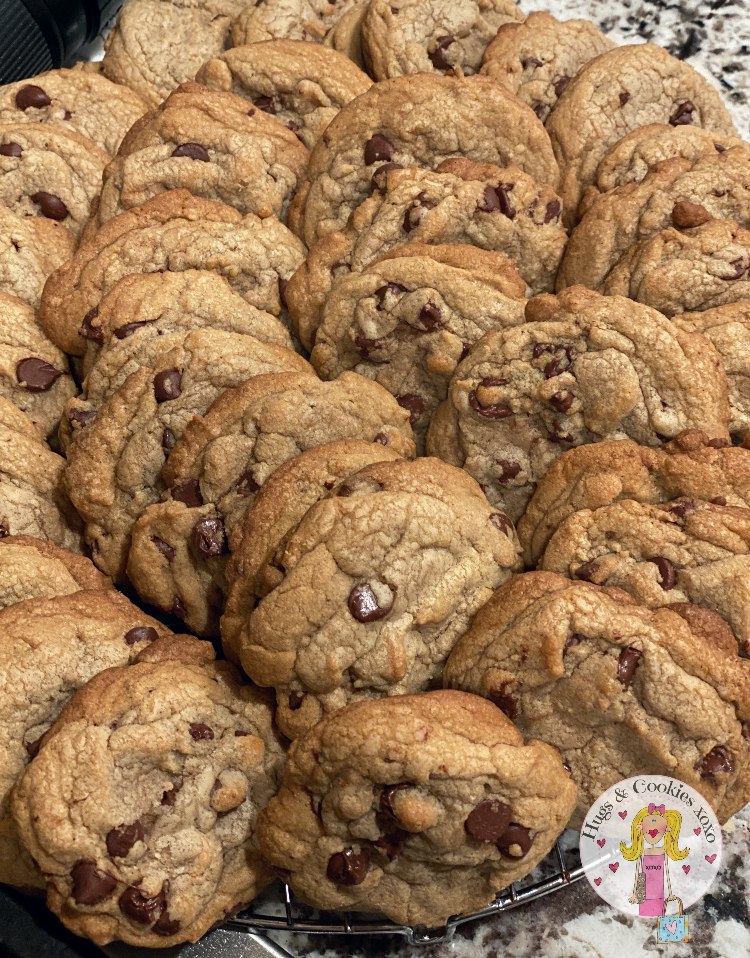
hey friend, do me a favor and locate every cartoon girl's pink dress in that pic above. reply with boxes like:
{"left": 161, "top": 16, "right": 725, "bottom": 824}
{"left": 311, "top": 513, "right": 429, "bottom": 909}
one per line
{"left": 640, "top": 853, "right": 665, "bottom": 916}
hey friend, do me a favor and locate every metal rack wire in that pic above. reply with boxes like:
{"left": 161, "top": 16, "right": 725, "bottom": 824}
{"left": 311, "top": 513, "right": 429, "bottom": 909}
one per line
{"left": 227, "top": 839, "right": 585, "bottom": 947}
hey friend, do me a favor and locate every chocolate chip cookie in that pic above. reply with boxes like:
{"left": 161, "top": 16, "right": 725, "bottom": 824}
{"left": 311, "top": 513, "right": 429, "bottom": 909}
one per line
{"left": 238, "top": 456, "right": 520, "bottom": 739}
{"left": 0, "top": 123, "right": 109, "bottom": 239}
{"left": 288, "top": 162, "right": 565, "bottom": 350}
{"left": 601, "top": 218, "right": 750, "bottom": 316}
{"left": 0, "top": 397, "right": 83, "bottom": 552}
{"left": 361, "top": 0, "right": 523, "bottom": 80}
{"left": 197, "top": 41, "right": 372, "bottom": 150}
{"left": 0, "top": 536, "right": 110, "bottom": 612}
{"left": 230, "top": 0, "right": 365, "bottom": 46}
{"left": 95, "top": 83, "right": 308, "bottom": 228}
{"left": 0, "top": 291, "right": 75, "bottom": 441}
{"left": 675, "top": 304, "right": 750, "bottom": 440}
{"left": 428, "top": 287, "right": 730, "bottom": 521}
{"left": 222, "top": 439, "right": 401, "bottom": 661}
{"left": 12, "top": 654, "right": 281, "bottom": 944}
{"left": 517, "top": 430, "right": 750, "bottom": 566}
{"left": 558, "top": 148, "right": 750, "bottom": 291}
{"left": 310, "top": 244, "right": 526, "bottom": 445}
{"left": 0, "top": 589, "right": 173, "bottom": 889}
{"left": 127, "top": 371, "right": 415, "bottom": 635}
{"left": 479, "top": 11, "right": 613, "bottom": 123}
{"left": 256, "top": 690, "right": 576, "bottom": 924}
{"left": 0, "top": 206, "right": 74, "bottom": 308}
{"left": 444, "top": 571, "right": 750, "bottom": 826}
{"left": 546, "top": 44, "right": 737, "bottom": 223}
{"left": 102, "top": 0, "right": 239, "bottom": 107}
{"left": 299, "top": 73, "right": 559, "bottom": 243}
{"left": 65, "top": 331, "right": 311, "bottom": 580}
{"left": 39, "top": 191, "right": 306, "bottom": 356}
{"left": 540, "top": 498, "right": 750, "bottom": 655}
{"left": 0, "top": 69, "right": 148, "bottom": 155}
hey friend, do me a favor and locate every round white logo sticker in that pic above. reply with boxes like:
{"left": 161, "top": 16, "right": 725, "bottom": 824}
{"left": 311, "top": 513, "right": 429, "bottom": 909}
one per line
{"left": 579, "top": 775, "right": 722, "bottom": 917}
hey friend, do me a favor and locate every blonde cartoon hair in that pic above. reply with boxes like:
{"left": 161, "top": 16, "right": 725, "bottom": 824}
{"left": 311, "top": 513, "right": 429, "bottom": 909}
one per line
{"left": 620, "top": 806, "right": 689, "bottom": 862}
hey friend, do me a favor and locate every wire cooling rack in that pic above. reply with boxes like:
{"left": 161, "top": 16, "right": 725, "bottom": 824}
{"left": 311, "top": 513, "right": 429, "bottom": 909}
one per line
{"left": 226, "top": 838, "right": 585, "bottom": 947}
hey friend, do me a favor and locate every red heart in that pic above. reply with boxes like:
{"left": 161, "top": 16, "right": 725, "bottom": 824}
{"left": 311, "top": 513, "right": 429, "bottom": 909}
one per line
{"left": 705, "top": 853, "right": 717, "bottom": 864}
{"left": 597, "top": 838, "right": 606, "bottom": 847}
{"left": 648, "top": 829, "right": 659, "bottom": 838}
{"left": 594, "top": 877, "right": 602, "bottom": 886}
{"left": 609, "top": 862, "right": 619, "bottom": 873}
{"left": 694, "top": 827, "right": 702, "bottom": 836}
{"left": 683, "top": 864, "right": 691, "bottom": 874}
{"left": 618, "top": 811, "right": 627, "bottom": 819}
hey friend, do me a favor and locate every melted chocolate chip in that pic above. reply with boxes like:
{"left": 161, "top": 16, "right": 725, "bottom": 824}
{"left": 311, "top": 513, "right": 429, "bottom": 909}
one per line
{"left": 348, "top": 582, "right": 394, "bottom": 622}
{"left": 707, "top": 437, "right": 731, "bottom": 448}
{"left": 191, "top": 516, "right": 227, "bottom": 557}
{"left": 695, "top": 745, "right": 734, "bottom": 778}
{"left": 711, "top": 496, "right": 727, "bottom": 506}
{"left": 171, "top": 143, "right": 210, "bottom": 161}
{"left": 488, "top": 682, "right": 517, "bottom": 718}
{"left": 497, "top": 823, "right": 532, "bottom": 858}
{"left": 114, "top": 320, "right": 153, "bottom": 340}
{"left": 553, "top": 75, "right": 570, "bottom": 97}
{"left": 541, "top": 345, "right": 574, "bottom": 378}
{"left": 72, "top": 861, "right": 117, "bottom": 905}
{"left": 0, "top": 142, "right": 22, "bottom": 157}
{"left": 402, "top": 192, "right": 435, "bottom": 232}
{"left": 720, "top": 258, "right": 748, "bottom": 281}
{"left": 619, "top": 90, "right": 630, "bottom": 106}
{"left": 565, "top": 633, "right": 585, "bottom": 652}
{"left": 124, "top": 626, "right": 159, "bottom": 645}
{"left": 70, "top": 408, "right": 97, "bottom": 427}
{"left": 544, "top": 199, "right": 561, "bottom": 224}
{"left": 364, "top": 134, "right": 394, "bottom": 165}
{"left": 479, "top": 185, "right": 501, "bottom": 212}
{"left": 253, "top": 95, "right": 277, "bottom": 114}
{"left": 118, "top": 886, "right": 166, "bottom": 925}
{"left": 326, "top": 847, "right": 369, "bottom": 885}
{"left": 574, "top": 560, "right": 599, "bottom": 583}
{"left": 162, "top": 428, "right": 176, "bottom": 453}
{"left": 189, "top": 722, "right": 214, "bottom": 741}
{"left": 418, "top": 302, "right": 443, "bottom": 330}
{"left": 31, "top": 191, "right": 68, "bottom": 221}
{"left": 465, "top": 799, "right": 513, "bottom": 842}
{"left": 235, "top": 470, "right": 260, "bottom": 497}
{"left": 152, "top": 537, "right": 175, "bottom": 561}
{"left": 374, "top": 432, "right": 389, "bottom": 445}
{"left": 669, "top": 100, "right": 696, "bottom": 126}
{"left": 522, "top": 56, "right": 544, "bottom": 68}
{"left": 617, "top": 646, "right": 642, "bottom": 689}
{"left": 79, "top": 307, "right": 102, "bottom": 343}
{"left": 371, "top": 162, "right": 403, "bottom": 191}
{"left": 379, "top": 782, "right": 412, "bottom": 821}
{"left": 288, "top": 691, "right": 305, "bottom": 711}
{"left": 24, "top": 735, "right": 43, "bottom": 758}
{"left": 468, "top": 380, "right": 513, "bottom": 419}
{"left": 152, "top": 911, "right": 181, "bottom": 937}
{"left": 668, "top": 498, "right": 697, "bottom": 519}
{"left": 397, "top": 392, "right": 425, "bottom": 424}
{"left": 106, "top": 820, "right": 144, "bottom": 858}
{"left": 161, "top": 787, "right": 177, "bottom": 806}
{"left": 496, "top": 459, "right": 521, "bottom": 485}
{"left": 16, "top": 358, "right": 62, "bottom": 392}
{"left": 490, "top": 512, "right": 514, "bottom": 536}
{"left": 374, "top": 830, "right": 407, "bottom": 860}
{"left": 493, "top": 183, "right": 516, "bottom": 219}
{"left": 374, "top": 282, "right": 406, "bottom": 307}
{"left": 428, "top": 34, "right": 454, "bottom": 71}
{"left": 651, "top": 556, "right": 677, "bottom": 590}
{"left": 549, "top": 390, "right": 573, "bottom": 413}
{"left": 153, "top": 368, "right": 182, "bottom": 402}
{"left": 172, "top": 480, "right": 203, "bottom": 507}
{"left": 15, "top": 85, "right": 51, "bottom": 110}
{"left": 278, "top": 276, "right": 288, "bottom": 309}
{"left": 354, "top": 331, "right": 388, "bottom": 357}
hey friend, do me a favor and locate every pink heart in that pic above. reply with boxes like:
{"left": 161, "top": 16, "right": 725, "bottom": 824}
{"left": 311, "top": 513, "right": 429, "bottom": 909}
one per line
{"left": 665, "top": 920, "right": 677, "bottom": 935}
{"left": 597, "top": 838, "right": 606, "bottom": 847}
{"left": 609, "top": 862, "right": 619, "bottom": 873}
{"left": 705, "top": 853, "right": 717, "bottom": 864}
{"left": 648, "top": 829, "right": 659, "bottom": 838}
{"left": 694, "top": 827, "right": 702, "bottom": 836}
{"left": 618, "top": 811, "right": 627, "bottom": 819}
{"left": 594, "top": 877, "right": 602, "bottom": 886}
{"left": 683, "top": 864, "right": 691, "bottom": 874}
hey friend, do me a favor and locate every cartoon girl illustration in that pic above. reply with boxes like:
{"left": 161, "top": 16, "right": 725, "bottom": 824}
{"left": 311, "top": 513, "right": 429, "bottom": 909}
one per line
{"left": 620, "top": 802, "right": 689, "bottom": 916}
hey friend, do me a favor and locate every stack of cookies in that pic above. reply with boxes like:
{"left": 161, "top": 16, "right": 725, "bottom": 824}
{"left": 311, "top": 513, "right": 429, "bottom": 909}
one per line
{"left": 1, "top": 0, "right": 749, "bottom": 946}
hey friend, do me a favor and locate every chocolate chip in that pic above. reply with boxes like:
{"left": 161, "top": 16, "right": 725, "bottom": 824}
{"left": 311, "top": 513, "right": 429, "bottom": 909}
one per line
{"left": 124, "top": 626, "right": 159, "bottom": 645}
{"left": 354, "top": 331, "right": 388, "bottom": 357}
{"left": 619, "top": 90, "right": 630, "bottom": 106}
{"left": 574, "top": 560, "right": 599, "bottom": 582}
{"left": 497, "top": 823, "right": 532, "bottom": 858}
{"left": 161, "top": 787, "right": 177, "bottom": 806}
{"left": 544, "top": 199, "right": 561, "bottom": 224}
{"left": 152, "top": 537, "right": 175, "bottom": 561}
{"left": 288, "top": 691, "right": 305, "bottom": 711}
{"left": 397, "top": 393, "right": 425, "bottom": 424}
{"left": 549, "top": 390, "right": 573, "bottom": 413}
{"left": 31, "top": 191, "right": 68, "bottom": 221}
{"left": 669, "top": 100, "right": 696, "bottom": 126}
{"left": 374, "top": 830, "right": 407, "bottom": 860}
{"left": 465, "top": 799, "right": 513, "bottom": 842}
{"left": 374, "top": 282, "right": 406, "bottom": 307}
{"left": 715, "top": 143, "right": 727, "bottom": 153}
{"left": 522, "top": 56, "right": 544, "bottom": 68}
{"left": 152, "top": 911, "right": 181, "bottom": 937}
{"left": 278, "top": 277, "right": 288, "bottom": 310}
{"left": 707, "top": 437, "right": 731, "bottom": 448}
{"left": 348, "top": 582, "right": 394, "bottom": 622}
{"left": 651, "top": 556, "right": 677, "bottom": 590}
{"left": 253, "top": 95, "right": 277, "bottom": 114}
{"left": 417, "top": 302, "right": 443, "bottom": 330}
{"left": 15, "top": 85, "right": 51, "bottom": 110}
{"left": 719, "top": 258, "right": 748, "bottom": 281}
{"left": 114, "top": 320, "right": 153, "bottom": 340}
{"left": 171, "top": 143, "right": 210, "bottom": 161}
{"left": 488, "top": 682, "right": 517, "bottom": 718}
{"left": 548, "top": 421, "right": 573, "bottom": 444}
{"left": 191, "top": 516, "right": 227, "bottom": 557}
{"left": 617, "top": 646, "right": 642, "bottom": 689}
{"left": 153, "top": 368, "right": 182, "bottom": 402}
{"left": 374, "top": 432, "right": 389, "bottom": 445}
{"left": 553, "top": 75, "right": 570, "bottom": 97}
{"left": 24, "top": 734, "right": 43, "bottom": 758}
{"left": 695, "top": 745, "right": 734, "bottom": 778}
{"left": 531, "top": 101, "right": 547, "bottom": 120}
{"left": 468, "top": 379, "right": 513, "bottom": 419}
{"left": 494, "top": 183, "right": 516, "bottom": 219}
{"left": 16, "top": 358, "right": 63, "bottom": 392}
{"left": 479, "top": 185, "right": 501, "bottom": 212}
{"left": 0, "top": 521, "right": 8, "bottom": 539}
{"left": 402, "top": 192, "right": 435, "bottom": 232}
{"left": 496, "top": 459, "right": 521, "bottom": 485}
{"left": 106, "top": 821, "right": 144, "bottom": 858}
{"left": 490, "top": 512, "right": 514, "bottom": 536}
{"left": 428, "top": 35, "right": 454, "bottom": 71}
{"left": 118, "top": 886, "right": 166, "bottom": 925}
{"left": 541, "top": 346, "right": 574, "bottom": 378}
{"left": 668, "top": 498, "right": 696, "bottom": 518}
{"left": 162, "top": 428, "right": 176, "bottom": 453}
{"left": 711, "top": 496, "right": 727, "bottom": 506}
{"left": 672, "top": 201, "right": 712, "bottom": 229}
{"left": 71, "top": 861, "right": 117, "bottom": 905}
{"left": 79, "top": 307, "right": 102, "bottom": 343}
{"left": 379, "top": 783, "right": 411, "bottom": 821}
{"left": 172, "top": 480, "right": 203, "bottom": 506}
{"left": 565, "top": 633, "right": 585, "bottom": 651}
{"left": 235, "top": 470, "right": 260, "bottom": 497}
{"left": 371, "top": 162, "right": 403, "bottom": 191}
{"left": 326, "top": 847, "right": 369, "bottom": 885}
{"left": 171, "top": 595, "right": 186, "bottom": 619}
{"left": 364, "top": 134, "right": 394, "bottom": 165}
{"left": 0, "top": 142, "right": 22, "bottom": 157}
{"left": 189, "top": 722, "right": 214, "bottom": 741}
